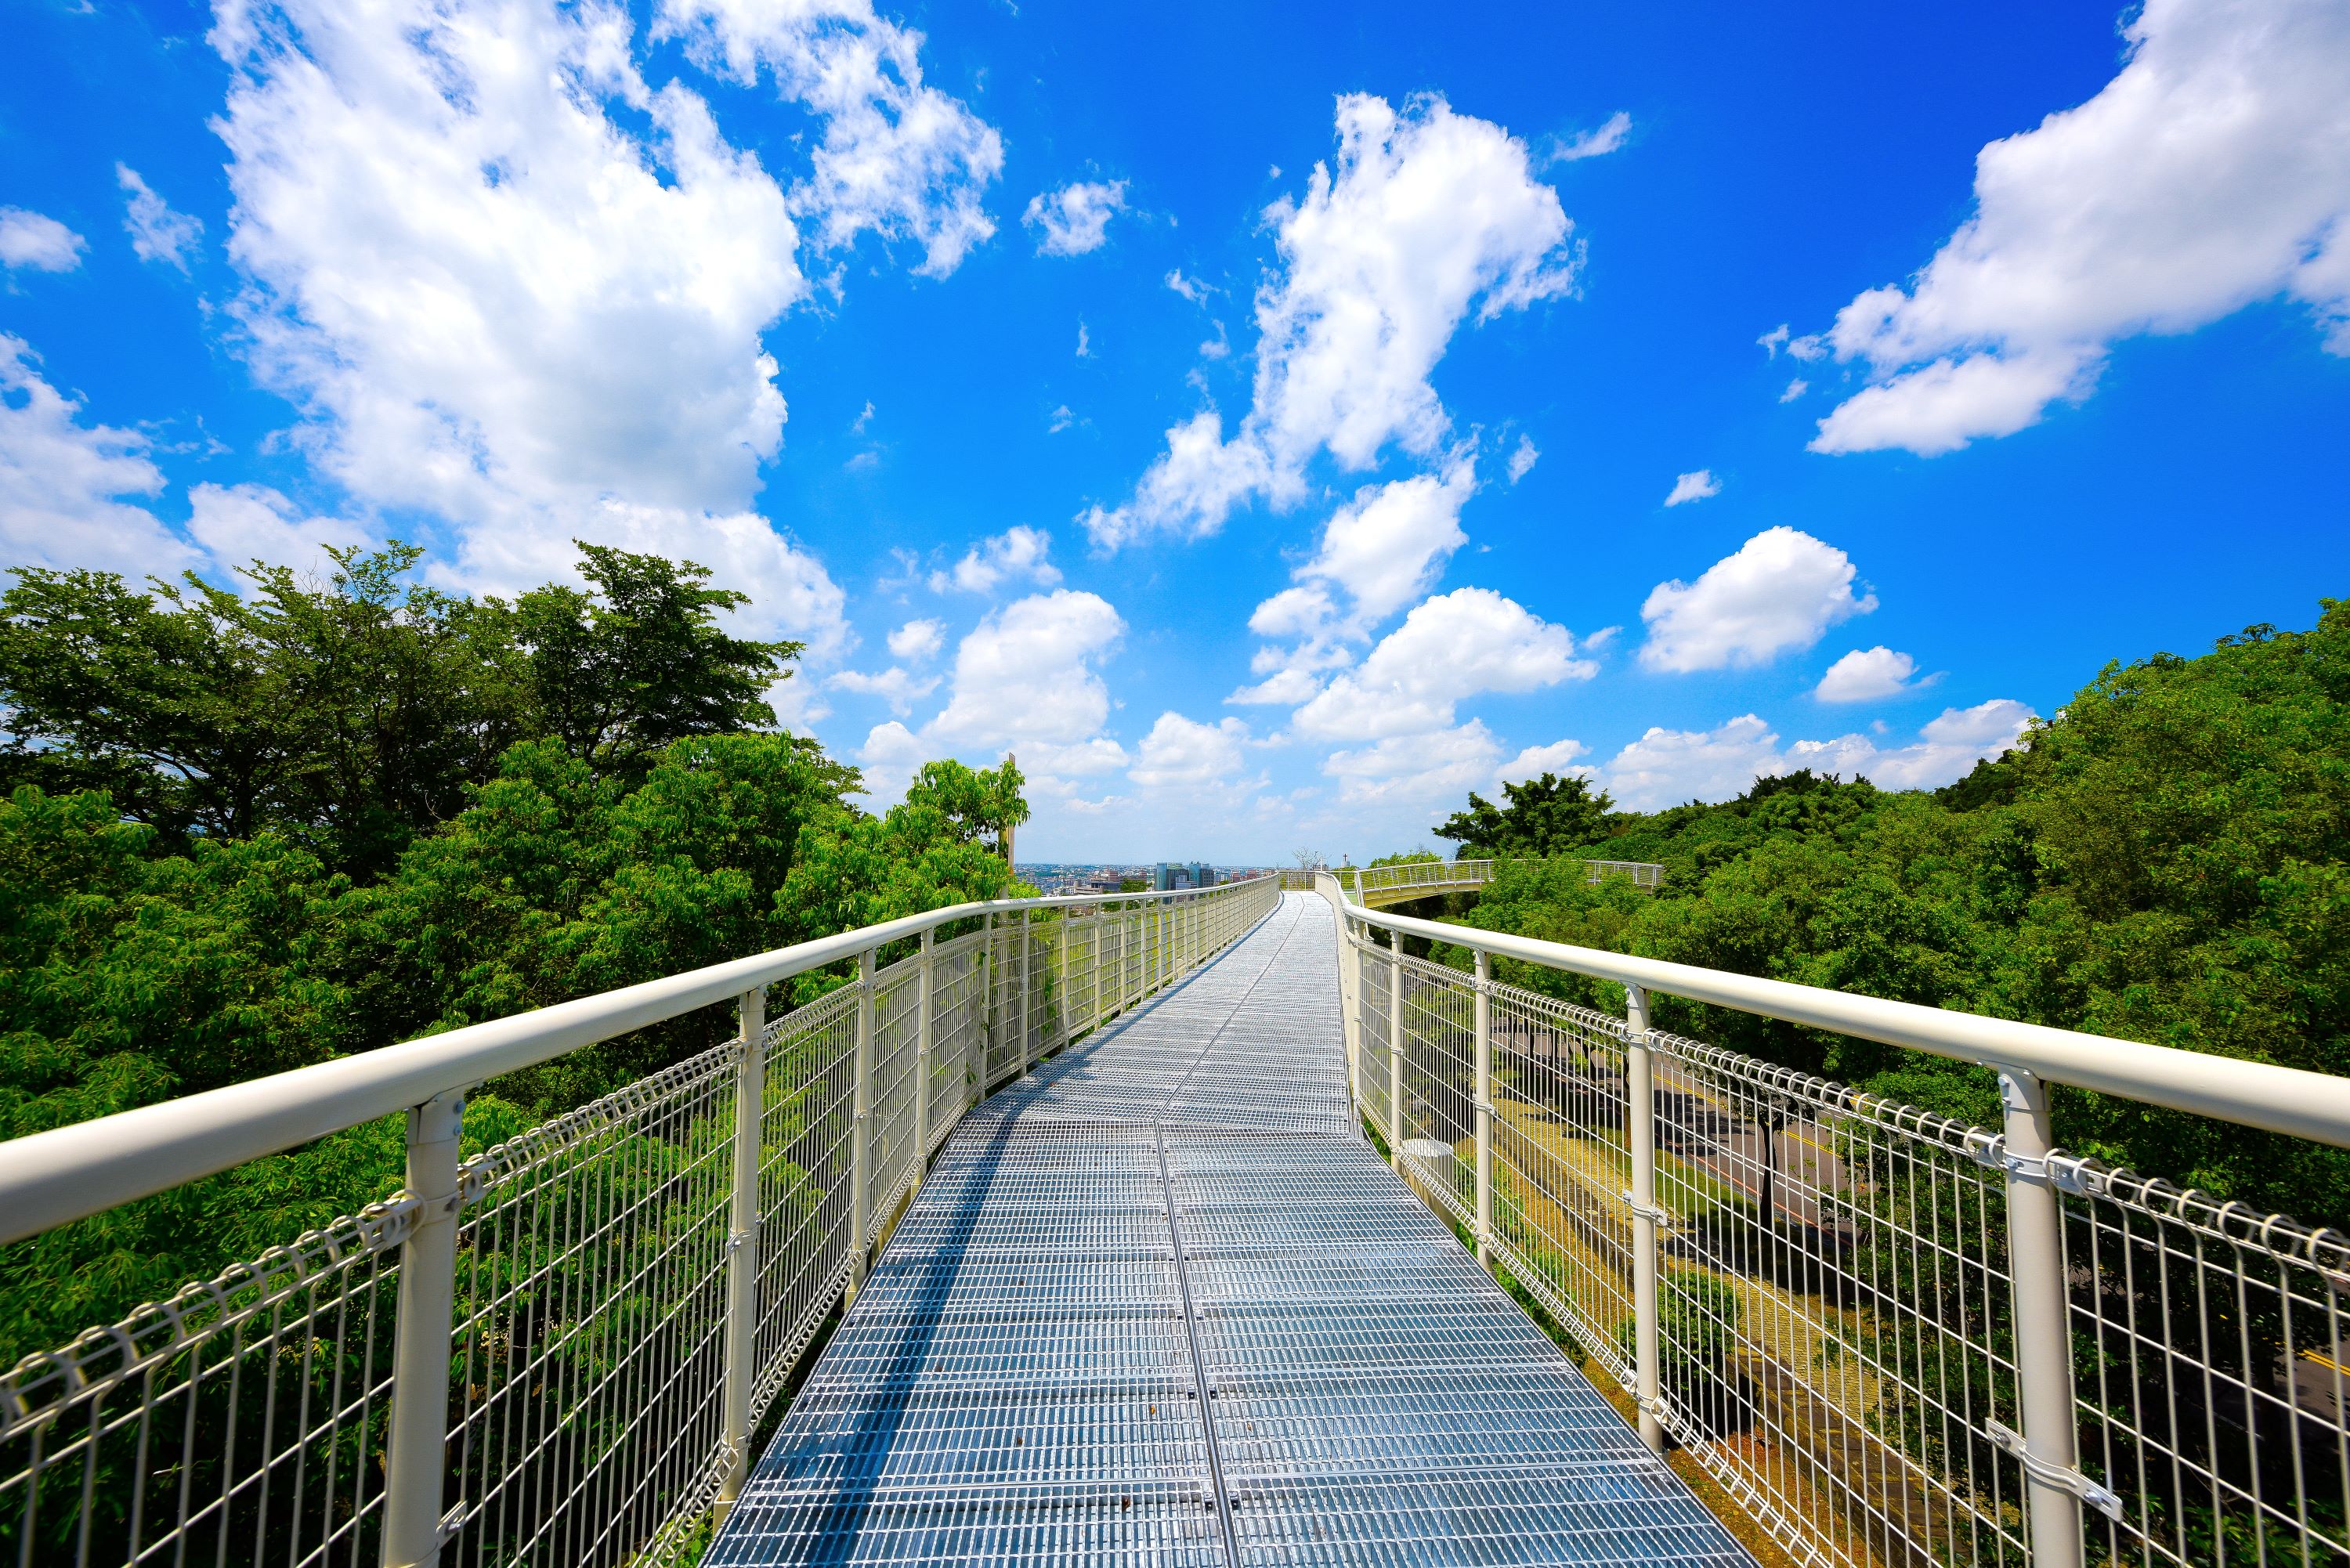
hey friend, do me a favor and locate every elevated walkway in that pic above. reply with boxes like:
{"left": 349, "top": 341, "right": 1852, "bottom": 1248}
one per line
{"left": 707, "top": 896, "right": 1752, "bottom": 1566}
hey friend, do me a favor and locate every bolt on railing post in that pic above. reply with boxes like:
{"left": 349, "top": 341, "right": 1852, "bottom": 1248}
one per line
{"left": 716, "top": 985, "right": 766, "bottom": 1522}
{"left": 1387, "top": 927, "right": 1406, "bottom": 1169}
{"left": 847, "top": 946, "right": 876, "bottom": 1301}
{"left": 381, "top": 1086, "right": 465, "bottom": 1568}
{"left": 1473, "top": 949, "right": 1493, "bottom": 1266}
{"left": 1625, "top": 982, "right": 1665, "bottom": 1455}
{"left": 913, "top": 930, "right": 934, "bottom": 1180}
{"left": 2001, "top": 1066, "right": 2087, "bottom": 1568}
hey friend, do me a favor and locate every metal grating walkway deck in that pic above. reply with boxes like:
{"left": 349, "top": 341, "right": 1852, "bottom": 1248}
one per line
{"left": 707, "top": 895, "right": 1755, "bottom": 1567}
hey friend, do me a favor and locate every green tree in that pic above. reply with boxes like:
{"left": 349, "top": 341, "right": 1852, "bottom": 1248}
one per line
{"left": 1434, "top": 771, "right": 1621, "bottom": 858}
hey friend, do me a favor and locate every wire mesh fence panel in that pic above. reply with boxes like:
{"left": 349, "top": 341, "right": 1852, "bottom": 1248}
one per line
{"left": 1392, "top": 952, "right": 1477, "bottom": 1234}
{"left": 1480, "top": 978, "right": 1640, "bottom": 1392}
{"left": 869, "top": 955, "right": 924, "bottom": 1234}
{"left": 1646, "top": 1032, "right": 2026, "bottom": 1568}
{"left": 2059, "top": 1158, "right": 2350, "bottom": 1568}
{"left": 926, "top": 930, "right": 985, "bottom": 1157}
{"left": 2, "top": 1200, "right": 413, "bottom": 1568}
{"left": 445, "top": 1043, "right": 739, "bottom": 1568}
{"left": 1354, "top": 938, "right": 1394, "bottom": 1142}
{"left": 753, "top": 985, "right": 861, "bottom": 1422}
{"left": 982, "top": 919, "right": 1025, "bottom": 1092}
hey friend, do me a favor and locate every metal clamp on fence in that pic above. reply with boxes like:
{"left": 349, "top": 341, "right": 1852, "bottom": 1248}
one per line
{"left": 1619, "top": 1190, "right": 1674, "bottom": 1227}
{"left": 1983, "top": 1419, "right": 2124, "bottom": 1520}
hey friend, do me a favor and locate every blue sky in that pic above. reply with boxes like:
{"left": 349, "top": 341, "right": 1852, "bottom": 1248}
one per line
{"left": 4, "top": 0, "right": 2348, "bottom": 864}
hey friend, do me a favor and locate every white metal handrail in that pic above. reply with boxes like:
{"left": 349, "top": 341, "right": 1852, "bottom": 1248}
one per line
{"left": 0, "top": 878, "right": 1263, "bottom": 1245}
{"left": 1314, "top": 872, "right": 2350, "bottom": 1568}
{"left": 0, "top": 873, "right": 1283, "bottom": 1568}
{"left": 1348, "top": 856, "right": 1665, "bottom": 901}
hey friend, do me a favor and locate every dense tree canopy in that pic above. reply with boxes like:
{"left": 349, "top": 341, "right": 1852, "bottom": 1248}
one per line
{"left": 1434, "top": 771, "right": 1621, "bottom": 858}
{"left": 1410, "top": 603, "right": 2350, "bottom": 1226}
{"left": 0, "top": 546, "right": 1025, "bottom": 1360}
{"left": 0, "top": 543, "right": 799, "bottom": 879}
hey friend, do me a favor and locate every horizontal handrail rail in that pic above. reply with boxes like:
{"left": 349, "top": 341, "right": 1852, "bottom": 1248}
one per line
{"left": 1347, "top": 856, "right": 1665, "bottom": 900}
{"left": 1325, "top": 876, "right": 2350, "bottom": 1149}
{"left": 0, "top": 876, "right": 1265, "bottom": 1248}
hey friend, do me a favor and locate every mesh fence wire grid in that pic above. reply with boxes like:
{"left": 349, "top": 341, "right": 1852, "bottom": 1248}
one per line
{"left": 704, "top": 895, "right": 1756, "bottom": 1568}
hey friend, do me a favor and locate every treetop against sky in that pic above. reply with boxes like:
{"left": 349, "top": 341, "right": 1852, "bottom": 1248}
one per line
{"left": 3, "top": 0, "right": 2346, "bottom": 861}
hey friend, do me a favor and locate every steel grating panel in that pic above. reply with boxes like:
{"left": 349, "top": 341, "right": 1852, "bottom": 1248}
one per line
{"left": 707, "top": 895, "right": 1756, "bottom": 1568}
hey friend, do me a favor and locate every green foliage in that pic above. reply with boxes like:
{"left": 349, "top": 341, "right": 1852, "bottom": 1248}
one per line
{"left": 1437, "top": 601, "right": 2350, "bottom": 1223}
{"left": 1434, "top": 771, "right": 1620, "bottom": 858}
{"left": 0, "top": 544, "right": 1033, "bottom": 1366}
{"left": 0, "top": 542, "right": 798, "bottom": 880}
{"left": 1368, "top": 847, "right": 1441, "bottom": 866}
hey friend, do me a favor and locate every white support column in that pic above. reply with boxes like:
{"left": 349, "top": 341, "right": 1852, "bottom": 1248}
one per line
{"left": 1018, "top": 909, "right": 1034, "bottom": 1075}
{"left": 381, "top": 1086, "right": 465, "bottom": 1568}
{"left": 1055, "top": 912, "right": 1069, "bottom": 1051}
{"left": 1473, "top": 949, "right": 1494, "bottom": 1267}
{"left": 717, "top": 986, "right": 766, "bottom": 1521}
{"left": 1624, "top": 983, "right": 1665, "bottom": 1454}
{"left": 913, "top": 930, "right": 934, "bottom": 1173}
{"left": 2001, "top": 1066, "right": 2089, "bottom": 1568}
{"left": 1387, "top": 928, "right": 1406, "bottom": 1170}
{"left": 984, "top": 912, "right": 998, "bottom": 1082}
{"left": 847, "top": 947, "right": 876, "bottom": 1300}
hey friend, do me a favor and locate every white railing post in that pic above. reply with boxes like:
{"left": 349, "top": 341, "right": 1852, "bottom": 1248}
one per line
{"left": 1473, "top": 949, "right": 1493, "bottom": 1266}
{"left": 2000, "top": 1067, "right": 2088, "bottom": 1568}
{"left": 847, "top": 946, "right": 876, "bottom": 1300}
{"left": 1055, "top": 912, "right": 1069, "bottom": 1050}
{"left": 381, "top": 1086, "right": 464, "bottom": 1568}
{"left": 984, "top": 912, "right": 998, "bottom": 1080}
{"left": 1624, "top": 982, "right": 1665, "bottom": 1454}
{"left": 1018, "top": 909, "right": 1034, "bottom": 1075}
{"left": 1386, "top": 928, "right": 1406, "bottom": 1169}
{"left": 716, "top": 985, "right": 766, "bottom": 1521}
{"left": 913, "top": 930, "right": 934, "bottom": 1176}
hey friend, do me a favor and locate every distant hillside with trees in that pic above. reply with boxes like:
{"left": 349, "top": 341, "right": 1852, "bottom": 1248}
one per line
{"left": 1415, "top": 603, "right": 2350, "bottom": 1226}
{"left": 0, "top": 544, "right": 1028, "bottom": 1359}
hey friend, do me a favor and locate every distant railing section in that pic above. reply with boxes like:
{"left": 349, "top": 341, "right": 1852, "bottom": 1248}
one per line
{"left": 1321, "top": 873, "right": 2350, "bottom": 1568}
{"left": 1340, "top": 855, "right": 1665, "bottom": 902}
{"left": 0, "top": 873, "right": 1282, "bottom": 1568}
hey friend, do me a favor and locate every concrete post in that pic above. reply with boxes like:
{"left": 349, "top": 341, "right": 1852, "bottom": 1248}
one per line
{"left": 2002, "top": 1067, "right": 2087, "bottom": 1568}
{"left": 847, "top": 947, "right": 876, "bottom": 1299}
{"left": 1625, "top": 982, "right": 1664, "bottom": 1454}
{"left": 716, "top": 986, "right": 766, "bottom": 1520}
{"left": 381, "top": 1086, "right": 465, "bottom": 1568}
{"left": 1473, "top": 949, "right": 1493, "bottom": 1266}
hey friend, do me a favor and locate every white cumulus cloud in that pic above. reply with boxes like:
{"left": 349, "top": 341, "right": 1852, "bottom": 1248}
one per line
{"left": 931, "top": 526, "right": 1061, "bottom": 595}
{"left": 118, "top": 166, "right": 204, "bottom": 271}
{"left": 1662, "top": 469, "right": 1720, "bottom": 507}
{"left": 185, "top": 482, "right": 373, "bottom": 580}
{"left": 1083, "top": 93, "right": 1577, "bottom": 547}
{"left": 1294, "top": 587, "right": 1596, "bottom": 742}
{"left": 0, "top": 209, "right": 85, "bottom": 273}
{"left": 1325, "top": 720, "right": 1506, "bottom": 806}
{"left": 1506, "top": 434, "right": 1539, "bottom": 483}
{"left": 859, "top": 589, "right": 1130, "bottom": 802}
{"left": 653, "top": 0, "right": 1002, "bottom": 276}
{"left": 1497, "top": 738, "right": 1592, "bottom": 786}
{"left": 211, "top": 0, "right": 855, "bottom": 652}
{"left": 0, "top": 334, "right": 193, "bottom": 576}
{"left": 1811, "top": 0, "right": 2350, "bottom": 457}
{"left": 1814, "top": 645, "right": 1932, "bottom": 703}
{"left": 1129, "top": 713, "right": 1250, "bottom": 791}
{"left": 887, "top": 616, "right": 945, "bottom": 661}
{"left": 830, "top": 665, "right": 940, "bottom": 715}
{"left": 1024, "top": 179, "right": 1128, "bottom": 255}
{"left": 1639, "top": 527, "right": 1876, "bottom": 674}
{"left": 1599, "top": 700, "right": 2035, "bottom": 808}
